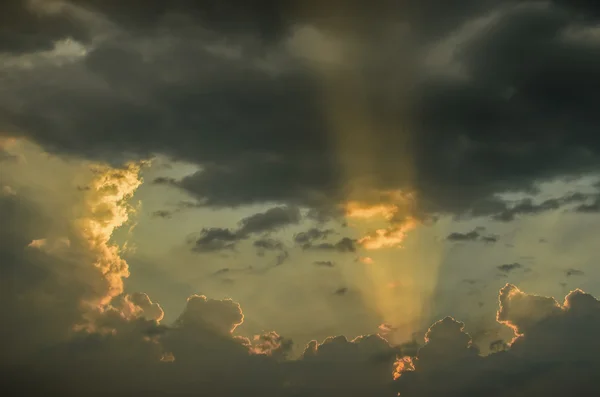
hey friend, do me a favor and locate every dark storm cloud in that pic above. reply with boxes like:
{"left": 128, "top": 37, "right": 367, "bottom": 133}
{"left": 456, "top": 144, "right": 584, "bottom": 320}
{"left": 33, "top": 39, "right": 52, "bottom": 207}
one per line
{"left": 446, "top": 227, "right": 497, "bottom": 243}
{"left": 4, "top": 1, "right": 600, "bottom": 222}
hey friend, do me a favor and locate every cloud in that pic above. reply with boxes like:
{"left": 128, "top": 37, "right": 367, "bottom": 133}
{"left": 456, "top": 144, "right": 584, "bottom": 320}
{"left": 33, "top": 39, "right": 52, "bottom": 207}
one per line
{"left": 395, "top": 284, "right": 600, "bottom": 396}
{"left": 192, "top": 227, "right": 240, "bottom": 253}
{"left": 446, "top": 227, "right": 497, "bottom": 243}
{"left": 497, "top": 262, "right": 524, "bottom": 274}
{"left": 294, "top": 228, "right": 358, "bottom": 255}
{"left": 191, "top": 206, "right": 299, "bottom": 253}
{"left": 358, "top": 222, "right": 415, "bottom": 250}
{"left": 0, "top": 158, "right": 144, "bottom": 364}
{"left": 313, "top": 260, "right": 335, "bottom": 268}
{"left": 293, "top": 228, "right": 335, "bottom": 245}
{"left": 302, "top": 237, "right": 357, "bottom": 253}
{"left": 566, "top": 268, "right": 585, "bottom": 277}
{"left": 151, "top": 209, "right": 173, "bottom": 219}
{"left": 237, "top": 206, "right": 301, "bottom": 236}
{"left": 491, "top": 192, "right": 592, "bottom": 221}
{"left": 4, "top": 168, "right": 600, "bottom": 397}
{"left": 4, "top": 1, "right": 600, "bottom": 225}
{"left": 253, "top": 238, "right": 284, "bottom": 251}
{"left": 334, "top": 287, "right": 349, "bottom": 296}
{"left": 447, "top": 230, "right": 480, "bottom": 241}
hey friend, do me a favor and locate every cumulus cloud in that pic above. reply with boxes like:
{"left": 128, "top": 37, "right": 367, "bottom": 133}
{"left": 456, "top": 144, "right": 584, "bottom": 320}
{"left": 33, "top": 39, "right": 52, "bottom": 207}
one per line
{"left": 395, "top": 284, "right": 600, "bottom": 396}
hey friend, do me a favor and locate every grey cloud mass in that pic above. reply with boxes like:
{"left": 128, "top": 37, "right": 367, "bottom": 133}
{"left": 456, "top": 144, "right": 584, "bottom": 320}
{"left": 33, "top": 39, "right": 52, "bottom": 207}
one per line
{"left": 3, "top": 0, "right": 600, "bottom": 221}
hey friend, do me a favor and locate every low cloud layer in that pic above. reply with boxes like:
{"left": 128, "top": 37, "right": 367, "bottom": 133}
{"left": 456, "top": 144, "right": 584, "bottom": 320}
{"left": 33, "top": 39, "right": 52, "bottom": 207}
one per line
{"left": 3, "top": 164, "right": 600, "bottom": 396}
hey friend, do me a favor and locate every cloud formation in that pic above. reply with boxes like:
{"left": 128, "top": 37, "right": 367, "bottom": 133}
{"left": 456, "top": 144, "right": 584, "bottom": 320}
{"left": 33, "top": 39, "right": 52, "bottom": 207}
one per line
{"left": 3, "top": 2, "right": 600, "bottom": 396}
{"left": 3, "top": 168, "right": 600, "bottom": 396}
{"left": 3, "top": 0, "right": 600, "bottom": 224}
{"left": 396, "top": 284, "right": 600, "bottom": 396}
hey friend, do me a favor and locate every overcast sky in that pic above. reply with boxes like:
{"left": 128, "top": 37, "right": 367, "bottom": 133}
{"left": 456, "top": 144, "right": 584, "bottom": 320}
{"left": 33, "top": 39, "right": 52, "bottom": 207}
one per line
{"left": 3, "top": 1, "right": 600, "bottom": 396}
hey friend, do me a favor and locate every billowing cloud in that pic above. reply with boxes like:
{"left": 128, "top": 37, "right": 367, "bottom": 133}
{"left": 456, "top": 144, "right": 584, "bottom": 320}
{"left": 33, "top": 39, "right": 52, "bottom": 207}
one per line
{"left": 395, "top": 284, "right": 600, "bottom": 396}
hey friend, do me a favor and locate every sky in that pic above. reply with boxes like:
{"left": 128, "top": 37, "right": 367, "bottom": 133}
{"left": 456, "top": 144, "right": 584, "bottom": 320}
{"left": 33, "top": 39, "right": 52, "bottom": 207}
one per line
{"left": 3, "top": 0, "right": 600, "bottom": 396}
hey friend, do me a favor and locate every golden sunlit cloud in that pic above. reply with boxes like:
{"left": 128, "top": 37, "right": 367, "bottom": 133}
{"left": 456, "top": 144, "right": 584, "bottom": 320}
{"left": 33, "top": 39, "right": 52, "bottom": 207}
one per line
{"left": 393, "top": 356, "right": 415, "bottom": 380}
{"left": 27, "top": 237, "right": 71, "bottom": 252}
{"left": 358, "top": 218, "right": 417, "bottom": 250}
{"left": 77, "top": 162, "right": 146, "bottom": 305}
{"left": 344, "top": 190, "right": 418, "bottom": 250}
{"left": 344, "top": 190, "right": 415, "bottom": 221}
{"left": 345, "top": 202, "right": 399, "bottom": 220}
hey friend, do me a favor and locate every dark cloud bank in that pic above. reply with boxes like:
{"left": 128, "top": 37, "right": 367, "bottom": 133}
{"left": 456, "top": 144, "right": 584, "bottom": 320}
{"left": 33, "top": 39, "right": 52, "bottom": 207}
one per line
{"left": 3, "top": 186, "right": 600, "bottom": 396}
{"left": 3, "top": 0, "right": 600, "bottom": 221}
